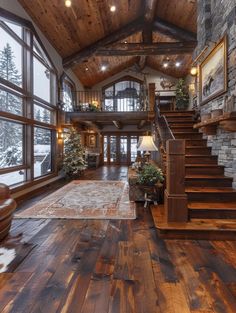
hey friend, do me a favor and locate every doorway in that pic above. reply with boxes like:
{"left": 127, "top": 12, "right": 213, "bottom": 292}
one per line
{"left": 103, "top": 135, "right": 139, "bottom": 165}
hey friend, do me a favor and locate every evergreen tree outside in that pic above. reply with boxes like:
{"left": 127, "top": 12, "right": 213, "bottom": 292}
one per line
{"left": 63, "top": 128, "right": 86, "bottom": 177}
{"left": 0, "top": 43, "right": 23, "bottom": 168}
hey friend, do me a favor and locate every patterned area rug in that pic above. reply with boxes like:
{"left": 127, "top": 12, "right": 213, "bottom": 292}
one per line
{"left": 15, "top": 180, "right": 136, "bottom": 220}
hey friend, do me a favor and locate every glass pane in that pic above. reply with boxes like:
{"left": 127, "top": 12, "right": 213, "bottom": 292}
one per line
{"left": 120, "top": 136, "right": 128, "bottom": 163}
{"left": 33, "top": 57, "right": 50, "bottom": 102}
{"left": 0, "top": 89, "right": 23, "bottom": 115}
{"left": 0, "top": 27, "right": 22, "bottom": 87}
{"left": 131, "top": 136, "right": 138, "bottom": 162}
{"left": 34, "top": 127, "right": 52, "bottom": 177}
{"left": 103, "top": 136, "right": 108, "bottom": 163}
{"left": 110, "top": 136, "right": 117, "bottom": 163}
{"left": 104, "top": 99, "right": 113, "bottom": 111}
{"left": 0, "top": 169, "right": 25, "bottom": 186}
{"left": 4, "top": 21, "right": 22, "bottom": 38}
{"left": 62, "top": 82, "right": 73, "bottom": 111}
{"left": 34, "top": 103, "right": 53, "bottom": 124}
{"left": 33, "top": 37, "right": 50, "bottom": 66}
{"left": 0, "top": 120, "right": 23, "bottom": 168}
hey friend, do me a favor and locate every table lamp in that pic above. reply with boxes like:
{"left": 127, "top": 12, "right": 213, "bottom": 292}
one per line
{"left": 137, "top": 135, "right": 158, "bottom": 162}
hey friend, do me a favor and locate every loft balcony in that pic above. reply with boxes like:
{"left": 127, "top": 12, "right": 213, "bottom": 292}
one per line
{"left": 62, "top": 89, "right": 155, "bottom": 130}
{"left": 63, "top": 89, "right": 151, "bottom": 113}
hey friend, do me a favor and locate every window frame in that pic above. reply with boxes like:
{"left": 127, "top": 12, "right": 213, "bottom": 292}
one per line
{"left": 0, "top": 8, "right": 59, "bottom": 189}
{"left": 60, "top": 72, "right": 76, "bottom": 112}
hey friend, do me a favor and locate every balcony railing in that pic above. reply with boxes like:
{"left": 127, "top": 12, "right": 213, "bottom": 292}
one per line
{"left": 61, "top": 89, "right": 149, "bottom": 112}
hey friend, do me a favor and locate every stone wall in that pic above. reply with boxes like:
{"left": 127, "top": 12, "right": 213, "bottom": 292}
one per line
{"left": 197, "top": 0, "right": 236, "bottom": 187}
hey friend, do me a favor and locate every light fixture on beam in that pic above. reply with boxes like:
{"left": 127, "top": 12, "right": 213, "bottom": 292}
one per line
{"left": 65, "top": 0, "right": 72, "bottom": 7}
{"left": 163, "top": 58, "right": 181, "bottom": 69}
{"left": 110, "top": 5, "right": 116, "bottom": 12}
{"left": 190, "top": 66, "right": 198, "bottom": 76}
{"left": 101, "top": 64, "right": 107, "bottom": 72}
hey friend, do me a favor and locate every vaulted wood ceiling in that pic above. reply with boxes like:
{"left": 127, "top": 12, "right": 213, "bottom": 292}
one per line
{"left": 18, "top": 0, "right": 197, "bottom": 87}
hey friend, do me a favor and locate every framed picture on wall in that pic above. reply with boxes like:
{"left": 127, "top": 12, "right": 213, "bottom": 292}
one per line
{"left": 88, "top": 134, "right": 96, "bottom": 147}
{"left": 199, "top": 36, "right": 227, "bottom": 105}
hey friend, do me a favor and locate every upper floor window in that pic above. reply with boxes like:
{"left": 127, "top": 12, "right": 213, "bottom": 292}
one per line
{"left": 103, "top": 77, "right": 143, "bottom": 112}
{"left": 61, "top": 74, "right": 76, "bottom": 112}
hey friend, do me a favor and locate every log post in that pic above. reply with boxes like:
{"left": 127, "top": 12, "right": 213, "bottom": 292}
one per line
{"left": 164, "top": 139, "right": 188, "bottom": 222}
{"left": 149, "top": 83, "right": 155, "bottom": 112}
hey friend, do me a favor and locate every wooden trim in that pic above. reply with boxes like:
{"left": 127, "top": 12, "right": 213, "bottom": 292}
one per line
{"left": 0, "top": 165, "right": 26, "bottom": 175}
{"left": 102, "top": 75, "right": 143, "bottom": 92}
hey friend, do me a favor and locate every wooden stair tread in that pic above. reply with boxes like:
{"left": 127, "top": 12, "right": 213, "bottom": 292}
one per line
{"left": 151, "top": 206, "right": 236, "bottom": 231}
{"left": 185, "top": 187, "right": 236, "bottom": 193}
{"left": 185, "top": 164, "right": 223, "bottom": 167}
{"left": 188, "top": 202, "right": 236, "bottom": 210}
{"left": 185, "top": 174, "right": 232, "bottom": 179}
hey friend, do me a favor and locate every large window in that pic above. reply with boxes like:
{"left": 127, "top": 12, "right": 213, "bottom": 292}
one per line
{"left": 0, "top": 13, "right": 57, "bottom": 187}
{"left": 103, "top": 78, "right": 142, "bottom": 112}
{"left": 61, "top": 74, "right": 76, "bottom": 112}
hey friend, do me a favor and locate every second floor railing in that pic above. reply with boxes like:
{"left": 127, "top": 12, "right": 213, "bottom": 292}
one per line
{"left": 61, "top": 89, "right": 150, "bottom": 112}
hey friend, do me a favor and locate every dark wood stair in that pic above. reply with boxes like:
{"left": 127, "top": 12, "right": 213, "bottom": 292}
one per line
{"left": 152, "top": 110, "right": 236, "bottom": 239}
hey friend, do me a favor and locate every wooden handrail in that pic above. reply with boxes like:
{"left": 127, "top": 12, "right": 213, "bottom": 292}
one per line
{"left": 154, "top": 104, "right": 188, "bottom": 223}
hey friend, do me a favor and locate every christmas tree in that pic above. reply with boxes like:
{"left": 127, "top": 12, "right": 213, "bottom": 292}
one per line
{"left": 63, "top": 128, "right": 86, "bottom": 177}
{"left": 175, "top": 78, "right": 189, "bottom": 110}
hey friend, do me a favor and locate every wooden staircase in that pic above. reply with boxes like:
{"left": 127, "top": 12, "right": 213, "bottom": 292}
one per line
{"left": 152, "top": 110, "right": 236, "bottom": 240}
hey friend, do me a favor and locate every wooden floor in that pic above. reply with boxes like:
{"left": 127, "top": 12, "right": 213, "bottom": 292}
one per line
{"left": 1, "top": 166, "right": 236, "bottom": 313}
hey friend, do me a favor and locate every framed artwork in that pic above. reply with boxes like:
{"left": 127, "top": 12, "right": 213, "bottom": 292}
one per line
{"left": 88, "top": 134, "right": 96, "bottom": 147}
{"left": 199, "top": 36, "right": 227, "bottom": 105}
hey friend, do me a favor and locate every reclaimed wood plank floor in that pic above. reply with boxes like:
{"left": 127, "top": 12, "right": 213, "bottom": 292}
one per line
{"left": 0, "top": 166, "right": 236, "bottom": 312}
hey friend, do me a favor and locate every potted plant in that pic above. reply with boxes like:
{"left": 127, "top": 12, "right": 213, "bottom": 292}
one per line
{"left": 175, "top": 78, "right": 189, "bottom": 110}
{"left": 137, "top": 164, "right": 164, "bottom": 186}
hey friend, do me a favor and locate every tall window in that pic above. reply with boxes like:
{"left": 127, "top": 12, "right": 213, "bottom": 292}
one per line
{"left": 103, "top": 78, "right": 142, "bottom": 112}
{"left": 61, "top": 74, "right": 76, "bottom": 112}
{"left": 0, "top": 14, "right": 57, "bottom": 187}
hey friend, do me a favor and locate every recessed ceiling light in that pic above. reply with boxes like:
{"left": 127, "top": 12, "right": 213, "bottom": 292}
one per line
{"left": 85, "top": 67, "right": 89, "bottom": 71}
{"left": 65, "top": 0, "right": 72, "bottom": 7}
{"left": 124, "top": 41, "right": 128, "bottom": 44}
{"left": 110, "top": 5, "right": 116, "bottom": 12}
{"left": 175, "top": 62, "right": 181, "bottom": 67}
{"left": 101, "top": 65, "right": 107, "bottom": 71}
{"left": 163, "top": 62, "right": 169, "bottom": 68}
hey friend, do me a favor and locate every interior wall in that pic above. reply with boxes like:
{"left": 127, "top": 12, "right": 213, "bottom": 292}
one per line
{"left": 196, "top": 0, "right": 236, "bottom": 187}
{"left": 0, "top": 0, "right": 83, "bottom": 89}
{"left": 91, "top": 66, "right": 178, "bottom": 92}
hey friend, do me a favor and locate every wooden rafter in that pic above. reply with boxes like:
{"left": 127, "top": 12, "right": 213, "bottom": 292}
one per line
{"left": 153, "top": 18, "right": 197, "bottom": 41}
{"left": 63, "top": 17, "right": 143, "bottom": 68}
{"left": 96, "top": 42, "right": 197, "bottom": 56}
{"left": 139, "top": 0, "right": 158, "bottom": 70}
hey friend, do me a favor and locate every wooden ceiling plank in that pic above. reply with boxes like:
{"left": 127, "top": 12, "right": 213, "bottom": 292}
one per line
{"left": 63, "top": 17, "right": 144, "bottom": 68}
{"left": 153, "top": 17, "right": 197, "bottom": 41}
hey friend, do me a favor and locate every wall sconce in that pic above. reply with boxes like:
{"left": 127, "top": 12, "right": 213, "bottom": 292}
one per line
{"left": 190, "top": 66, "right": 198, "bottom": 76}
{"left": 57, "top": 130, "right": 64, "bottom": 140}
{"left": 189, "top": 83, "right": 195, "bottom": 93}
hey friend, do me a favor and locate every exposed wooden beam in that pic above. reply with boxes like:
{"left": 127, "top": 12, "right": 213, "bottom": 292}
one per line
{"left": 63, "top": 17, "right": 143, "bottom": 68}
{"left": 141, "top": 0, "right": 158, "bottom": 70}
{"left": 153, "top": 18, "right": 197, "bottom": 41}
{"left": 113, "top": 121, "right": 123, "bottom": 129}
{"left": 96, "top": 42, "right": 197, "bottom": 56}
{"left": 143, "top": 0, "right": 158, "bottom": 43}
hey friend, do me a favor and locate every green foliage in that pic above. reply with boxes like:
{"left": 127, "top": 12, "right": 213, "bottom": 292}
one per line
{"left": 137, "top": 164, "right": 164, "bottom": 186}
{"left": 63, "top": 128, "right": 87, "bottom": 177}
{"left": 175, "top": 78, "right": 189, "bottom": 110}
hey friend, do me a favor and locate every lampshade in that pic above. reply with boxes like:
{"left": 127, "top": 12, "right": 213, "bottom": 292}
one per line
{"left": 137, "top": 136, "right": 158, "bottom": 151}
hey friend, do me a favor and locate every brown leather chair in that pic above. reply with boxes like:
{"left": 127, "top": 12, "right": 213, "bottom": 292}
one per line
{"left": 0, "top": 184, "right": 17, "bottom": 240}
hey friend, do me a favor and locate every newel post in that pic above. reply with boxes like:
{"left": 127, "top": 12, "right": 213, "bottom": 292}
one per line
{"left": 164, "top": 139, "right": 188, "bottom": 222}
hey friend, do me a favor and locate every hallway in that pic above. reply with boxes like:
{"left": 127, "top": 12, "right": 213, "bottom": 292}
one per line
{"left": 0, "top": 167, "right": 236, "bottom": 313}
